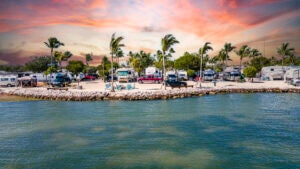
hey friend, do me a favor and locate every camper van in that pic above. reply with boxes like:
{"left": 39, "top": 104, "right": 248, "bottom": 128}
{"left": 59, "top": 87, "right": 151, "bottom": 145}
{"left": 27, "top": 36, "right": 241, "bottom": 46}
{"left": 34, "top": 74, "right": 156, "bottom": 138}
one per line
{"left": 117, "top": 68, "right": 137, "bottom": 83}
{"left": 0, "top": 76, "right": 17, "bottom": 87}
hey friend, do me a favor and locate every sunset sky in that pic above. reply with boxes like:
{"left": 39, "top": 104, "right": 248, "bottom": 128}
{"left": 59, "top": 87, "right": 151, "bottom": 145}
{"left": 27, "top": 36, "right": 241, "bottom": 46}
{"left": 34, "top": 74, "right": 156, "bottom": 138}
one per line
{"left": 0, "top": 0, "right": 299, "bottom": 65}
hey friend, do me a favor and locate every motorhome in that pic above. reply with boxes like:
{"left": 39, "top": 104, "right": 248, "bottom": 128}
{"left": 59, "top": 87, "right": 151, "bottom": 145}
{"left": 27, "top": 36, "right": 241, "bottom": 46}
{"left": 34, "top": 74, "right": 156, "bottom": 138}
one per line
{"left": 116, "top": 68, "right": 137, "bottom": 83}
{"left": 203, "top": 69, "right": 215, "bottom": 81}
{"left": 0, "top": 75, "right": 17, "bottom": 87}
{"left": 222, "top": 67, "right": 241, "bottom": 81}
{"left": 145, "top": 67, "right": 161, "bottom": 77}
{"left": 261, "top": 66, "right": 287, "bottom": 80}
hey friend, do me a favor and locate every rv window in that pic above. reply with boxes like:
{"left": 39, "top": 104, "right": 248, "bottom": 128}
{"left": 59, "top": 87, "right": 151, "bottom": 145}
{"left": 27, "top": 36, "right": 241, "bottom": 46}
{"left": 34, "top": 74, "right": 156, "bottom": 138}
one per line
{"left": 270, "top": 68, "right": 274, "bottom": 71}
{"left": 1, "top": 78, "right": 9, "bottom": 81}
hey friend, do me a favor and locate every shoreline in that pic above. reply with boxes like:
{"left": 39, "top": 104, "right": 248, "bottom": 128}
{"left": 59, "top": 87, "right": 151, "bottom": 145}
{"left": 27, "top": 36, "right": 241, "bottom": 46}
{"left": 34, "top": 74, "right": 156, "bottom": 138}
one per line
{"left": 1, "top": 80, "right": 299, "bottom": 101}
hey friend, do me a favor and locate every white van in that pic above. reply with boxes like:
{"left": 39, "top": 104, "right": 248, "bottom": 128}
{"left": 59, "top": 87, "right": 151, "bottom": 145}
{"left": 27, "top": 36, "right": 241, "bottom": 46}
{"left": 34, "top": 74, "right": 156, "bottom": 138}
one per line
{"left": 0, "top": 76, "right": 17, "bottom": 87}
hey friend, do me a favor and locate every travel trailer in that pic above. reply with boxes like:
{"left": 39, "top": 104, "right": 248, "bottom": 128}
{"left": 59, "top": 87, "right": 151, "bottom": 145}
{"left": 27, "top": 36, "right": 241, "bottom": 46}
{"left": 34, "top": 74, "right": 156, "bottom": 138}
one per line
{"left": 145, "top": 67, "right": 161, "bottom": 77}
{"left": 261, "top": 66, "right": 287, "bottom": 80}
{"left": 284, "top": 66, "right": 300, "bottom": 82}
{"left": 177, "top": 70, "right": 188, "bottom": 81}
{"left": 0, "top": 75, "right": 17, "bottom": 87}
{"left": 116, "top": 68, "right": 137, "bottom": 83}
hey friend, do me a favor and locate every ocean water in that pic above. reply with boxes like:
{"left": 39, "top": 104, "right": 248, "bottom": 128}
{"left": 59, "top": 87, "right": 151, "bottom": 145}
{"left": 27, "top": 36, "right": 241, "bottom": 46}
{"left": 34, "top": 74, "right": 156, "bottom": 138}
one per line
{"left": 0, "top": 93, "right": 299, "bottom": 169}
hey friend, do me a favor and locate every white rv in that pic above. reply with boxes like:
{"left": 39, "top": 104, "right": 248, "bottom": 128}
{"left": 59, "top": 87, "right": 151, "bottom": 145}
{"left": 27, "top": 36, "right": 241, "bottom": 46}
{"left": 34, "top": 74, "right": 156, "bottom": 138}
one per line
{"left": 177, "top": 70, "right": 188, "bottom": 81}
{"left": 145, "top": 67, "right": 161, "bottom": 77}
{"left": 116, "top": 68, "right": 137, "bottom": 83}
{"left": 284, "top": 66, "right": 300, "bottom": 82}
{"left": 0, "top": 76, "right": 17, "bottom": 87}
{"left": 203, "top": 69, "right": 215, "bottom": 81}
{"left": 261, "top": 66, "right": 286, "bottom": 80}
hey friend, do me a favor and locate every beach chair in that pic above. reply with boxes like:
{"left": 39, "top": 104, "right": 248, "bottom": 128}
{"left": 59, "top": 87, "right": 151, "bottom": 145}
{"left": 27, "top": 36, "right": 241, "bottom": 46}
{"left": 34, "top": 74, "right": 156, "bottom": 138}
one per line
{"left": 105, "top": 83, "right": 111, "bottom": 90}
{"left": 116, "top": 84, "right": 122, "bottom": 91}
{"left": 126, "top": 83, "right": 132, "bottom": 90}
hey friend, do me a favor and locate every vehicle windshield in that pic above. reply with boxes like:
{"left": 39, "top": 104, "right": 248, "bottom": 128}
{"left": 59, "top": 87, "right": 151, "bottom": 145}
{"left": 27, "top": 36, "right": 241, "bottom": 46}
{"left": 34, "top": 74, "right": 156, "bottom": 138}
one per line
{"left": 117, "top": 71, "right": 128, "bottom": 76}
{"left": 168, "top": 74, "right": 176, "bottom": 78}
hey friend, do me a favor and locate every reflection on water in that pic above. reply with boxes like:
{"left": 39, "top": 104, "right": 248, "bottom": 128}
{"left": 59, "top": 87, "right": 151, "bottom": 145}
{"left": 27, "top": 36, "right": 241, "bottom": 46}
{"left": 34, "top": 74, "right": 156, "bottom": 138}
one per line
{"left": 0, "top": 93, "right": 299, "bottom": 169}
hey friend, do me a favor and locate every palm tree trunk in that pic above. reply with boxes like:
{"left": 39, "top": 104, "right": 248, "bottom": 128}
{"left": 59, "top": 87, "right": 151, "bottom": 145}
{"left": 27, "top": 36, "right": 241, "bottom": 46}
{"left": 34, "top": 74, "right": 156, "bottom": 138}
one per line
{"left": 200, "top": 54, "right": 203, "bottom": 81}
{"left": 111, "top": 54, "right": 115, "bottom": 92}
{"left": 240, "top": 58, "right": 242, "bottom": 74}
{"left": 282, "top": 55, "right": 284, "bottom": 69}
{"left": 163, "top": 51, "right": 166, "bottom": 90}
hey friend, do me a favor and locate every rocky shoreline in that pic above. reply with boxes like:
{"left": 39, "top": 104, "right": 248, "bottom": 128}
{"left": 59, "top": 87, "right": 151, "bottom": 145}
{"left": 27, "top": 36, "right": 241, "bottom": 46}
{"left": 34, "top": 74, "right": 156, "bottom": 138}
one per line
{"left": 1, "top": 87, "right": 299, "bottom": 101}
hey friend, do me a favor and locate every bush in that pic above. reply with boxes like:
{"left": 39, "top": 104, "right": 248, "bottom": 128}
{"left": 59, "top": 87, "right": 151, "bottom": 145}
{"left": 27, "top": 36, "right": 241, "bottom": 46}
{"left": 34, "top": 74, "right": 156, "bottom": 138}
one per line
{"left": 187, "top": 69, "right": 195, "bottom": 78}
{"left": 243, "top": 66, "right": 257, "bottom": 82}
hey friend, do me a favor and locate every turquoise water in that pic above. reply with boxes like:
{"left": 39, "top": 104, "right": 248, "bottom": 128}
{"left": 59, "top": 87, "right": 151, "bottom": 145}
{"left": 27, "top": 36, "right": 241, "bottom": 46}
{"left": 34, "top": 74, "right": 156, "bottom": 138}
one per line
{"left": 0, "top": 93, "right": 299, "bottom": 169}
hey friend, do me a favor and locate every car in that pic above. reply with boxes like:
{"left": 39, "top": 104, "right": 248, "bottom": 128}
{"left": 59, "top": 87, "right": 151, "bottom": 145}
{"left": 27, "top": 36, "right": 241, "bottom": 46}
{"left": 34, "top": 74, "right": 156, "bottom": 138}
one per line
{"left": 106, "top": 75, "right": 117, "bottom": 82}
{"left": 81, "top": 75, "right": 96, "bottom": 81}
{"left": 165, "top": 80, "right": 187, "bottom": 88}
{"left": 137, "top": 75, "right": 163, "bottom": 84}
{"left": 167, "top": 74, "right": 177, "bottom": 81}
{"left": 51, "top": 75, "right": 71, "bottom": 87}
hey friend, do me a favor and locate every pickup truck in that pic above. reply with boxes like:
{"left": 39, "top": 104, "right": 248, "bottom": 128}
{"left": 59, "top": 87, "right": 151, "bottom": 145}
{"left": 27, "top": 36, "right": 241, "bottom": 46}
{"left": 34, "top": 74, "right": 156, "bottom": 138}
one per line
{"left": 137, "top": 75, "right": 163, "bottom": 84}
{"left": 165, "top": 80, "right": 187, "bottom": 88}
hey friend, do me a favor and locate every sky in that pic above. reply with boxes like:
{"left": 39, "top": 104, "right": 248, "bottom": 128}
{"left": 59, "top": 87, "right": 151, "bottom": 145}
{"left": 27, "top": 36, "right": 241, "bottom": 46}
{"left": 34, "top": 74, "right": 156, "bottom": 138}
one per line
{"left": 0, "top": 0, "right": 299, "bottom": 66}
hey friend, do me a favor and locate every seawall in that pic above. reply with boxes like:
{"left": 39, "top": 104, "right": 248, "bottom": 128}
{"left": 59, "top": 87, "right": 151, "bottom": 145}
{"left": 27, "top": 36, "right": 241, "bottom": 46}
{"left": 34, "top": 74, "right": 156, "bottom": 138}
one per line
{"left": 1, "top": 87, "right": 299, "bottom": 101}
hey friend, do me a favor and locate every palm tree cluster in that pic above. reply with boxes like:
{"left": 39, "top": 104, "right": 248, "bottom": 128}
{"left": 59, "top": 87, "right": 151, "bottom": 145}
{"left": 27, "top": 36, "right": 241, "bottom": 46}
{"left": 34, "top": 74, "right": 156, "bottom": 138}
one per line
{"left": 27, "top": 34, "right": 297, "bottom": 91}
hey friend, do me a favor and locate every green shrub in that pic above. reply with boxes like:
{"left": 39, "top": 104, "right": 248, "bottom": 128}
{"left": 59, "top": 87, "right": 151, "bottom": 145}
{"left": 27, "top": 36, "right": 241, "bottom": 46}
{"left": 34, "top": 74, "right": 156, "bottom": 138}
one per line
{"left": 243, "top": 66, "right": 257, "bottom": 82}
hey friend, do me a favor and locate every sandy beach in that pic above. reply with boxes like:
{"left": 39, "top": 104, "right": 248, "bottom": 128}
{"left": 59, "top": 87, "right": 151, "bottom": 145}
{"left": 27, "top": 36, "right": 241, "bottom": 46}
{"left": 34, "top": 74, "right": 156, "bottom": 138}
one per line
{"left": 0, "top": 79, "right": 299, "bottom": 101}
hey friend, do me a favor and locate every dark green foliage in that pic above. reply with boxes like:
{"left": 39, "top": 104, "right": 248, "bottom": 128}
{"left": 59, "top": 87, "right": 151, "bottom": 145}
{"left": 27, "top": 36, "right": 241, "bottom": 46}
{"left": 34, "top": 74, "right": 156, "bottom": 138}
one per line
{"left": 66, "top": 60, "right": 85, "bottom": 75}
{"left": 249, "top": 56, "right": 271, "bottom": 71}
{"left": 187, "top": 69, "right": 195, "bottom": 78}
{"left": 25, "top": 56, "right": 51, "bottom": 73}
{"left": 174, "top": 52, "right": 199, "bottom": 70}
{"left": 244, "top": 66, "right": 257, "bottom": 78}
{"left": 0, "top": 65, "right": 26, "bottom": 72}
{"left": 129, "top": 51, "right": 154, "bottom": 75}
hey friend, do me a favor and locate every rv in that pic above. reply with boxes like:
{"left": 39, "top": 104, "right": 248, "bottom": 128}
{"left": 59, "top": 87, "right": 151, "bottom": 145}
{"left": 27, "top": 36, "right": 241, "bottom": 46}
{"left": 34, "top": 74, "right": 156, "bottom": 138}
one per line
{"left": 166, "top": 70, "right": 177, "bottom": 81}
{"left": 203, "top": 69, "right": 215, "bottom": 81}
{"left": 145, "top": 67, "right": 161, "bottom": 77}
{"left": 261, "top": 66, "right": 287, "bottom": 80}
{"left": 177, "top": 70, "right": 188, "bottom": 81}
{"left": 0, "top": 76, "right": 17, "bottom": 87}
{"left": 222, "top": 67, "right": 241, "bottom": 81}
{"left": 116, "top": 68, "right": 137, "bottom": 83}
{"left": 284, "top": 66, "right": 300, "bottom": 82}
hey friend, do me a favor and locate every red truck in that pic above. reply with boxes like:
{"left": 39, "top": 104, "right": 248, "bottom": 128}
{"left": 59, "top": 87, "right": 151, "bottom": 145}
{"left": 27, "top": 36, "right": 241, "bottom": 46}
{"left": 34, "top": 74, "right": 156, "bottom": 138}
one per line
{"left": 137, "top": 75, "right": 163, "bottom": 84}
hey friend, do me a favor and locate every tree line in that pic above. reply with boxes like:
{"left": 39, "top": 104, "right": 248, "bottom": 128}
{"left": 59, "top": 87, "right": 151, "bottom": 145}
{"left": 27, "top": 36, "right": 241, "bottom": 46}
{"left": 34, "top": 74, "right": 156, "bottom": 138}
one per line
{"left": 1, "top": 35, "right": 299, "bottom": 80}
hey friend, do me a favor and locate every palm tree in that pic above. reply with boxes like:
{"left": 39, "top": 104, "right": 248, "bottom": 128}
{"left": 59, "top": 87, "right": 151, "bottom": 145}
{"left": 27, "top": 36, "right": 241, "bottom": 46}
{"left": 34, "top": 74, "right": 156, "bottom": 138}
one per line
{"left": 44, "top": 37, "right": 64, "bottom": 69}
{"left": 85, "top": 53, "right": 93, "bottom": 66}
{"left": 161, "top": 34, "right": 179, "bottom": 89}
{"left": 249, "top": 48, "right": 261, "bottom": 58}
{"left": 198, "top": 42, "right": 213, "bottom": 79}
{"left": 277, "top": 43, "right": 295, "bottom": 67}
{"left": 116, "top": 48, "right": 124, "bottom": 66}
{"left": 54, "top": 51, "right": 72, "bottom": 70}
{"left": 109, "top": 33, "right": 125, "bottom": 92}
{"left": 223, "top": 43, "right": 236, "bottom": 69}
{"left": 235, "top": 45, "right": 251, "bottom": 73}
